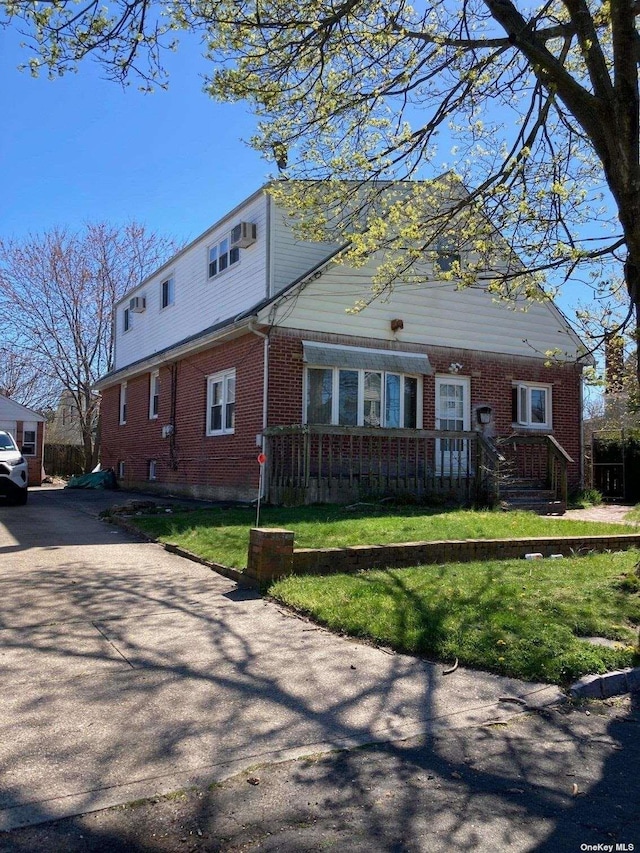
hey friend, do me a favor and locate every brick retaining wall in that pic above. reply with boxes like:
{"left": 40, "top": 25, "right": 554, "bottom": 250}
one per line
{"left": 246, "top": 528, "right": 640, "bottom": 583}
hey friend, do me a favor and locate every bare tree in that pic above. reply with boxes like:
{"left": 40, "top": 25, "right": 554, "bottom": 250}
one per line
{"left": 3, "top": 1, "right": 640, "bottom": 372}
{"left": 0, "top": 345, "right": 58, "bottom": 411}
{"left": 0, "top": 223, "right": 178, "bottom": 471}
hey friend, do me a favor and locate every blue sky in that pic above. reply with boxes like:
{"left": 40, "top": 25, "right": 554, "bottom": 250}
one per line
{"left": 0, "top": 23, "right": 606, "bottom": 330}
{"left": 0, "top": 27, "right": 270, "bottom": 246}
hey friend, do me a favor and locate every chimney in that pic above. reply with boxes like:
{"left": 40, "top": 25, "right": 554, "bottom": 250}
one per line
{"left": 604, "top": 334, "right": 625, "bottom": 395}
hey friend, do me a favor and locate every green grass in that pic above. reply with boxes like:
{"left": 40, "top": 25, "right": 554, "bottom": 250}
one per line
{"left": 623, "top": 504, "right": 640, "bottom": 523}
{"left": 130, "top": 504, "right": 638, "bottom": 569}
{"left": 269, "top": 552, "right": 640, "bottom": 685}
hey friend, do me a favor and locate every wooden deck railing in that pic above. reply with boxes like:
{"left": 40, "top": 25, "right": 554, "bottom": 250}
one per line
{"left": 263, "top": 425, "right": 485, "bottom": 505}
{"left": 263, "top": 426, "right": 572, "bottom": 506}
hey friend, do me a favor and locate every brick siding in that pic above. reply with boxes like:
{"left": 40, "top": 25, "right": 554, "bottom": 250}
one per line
{"left": 100, "top": 326, "right": 583, "bottom": 499}
{"left": 268, "top": 329, "right": 583, "bottom": 489}
{"left": 100, "top": 333, "right": 265, "bottom": 500}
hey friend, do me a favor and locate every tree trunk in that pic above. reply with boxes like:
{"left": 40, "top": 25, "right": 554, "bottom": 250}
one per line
{"left": 82, "top": 427, "right": 94, "bottom": 475}
{"left": 91, "top": 412, "right": 102, "bottom": 473}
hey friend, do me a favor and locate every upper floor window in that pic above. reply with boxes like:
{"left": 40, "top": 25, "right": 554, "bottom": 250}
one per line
{"left": 149, "top": 370, "right": 160, "bottom": 420}
{"left": 208, "top": 236, "right": 240, "bottom": 278}
{"left": 434, "top": 236, "right": 461, "bottom": 275}
{"left": 512, "top": 382, "right": 552, "bottom": 429}
{"left": 123, "top": 307, "right": 131, "bottom": 332}
{"left": 161, "top": 276, "right": 175, "bottom": 309}
{"left": 206, "top": 369, "right": 236, "bottom": 435}
{"left": 119, "top": 382, "right": 127, "bottom": 425}
{"left": 305, "top": 367, "right": 421, "bottom": 429}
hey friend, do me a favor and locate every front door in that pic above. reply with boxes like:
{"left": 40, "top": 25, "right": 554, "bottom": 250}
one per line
{"left": 435, "top": 376, "right": 470, "bottom": 475}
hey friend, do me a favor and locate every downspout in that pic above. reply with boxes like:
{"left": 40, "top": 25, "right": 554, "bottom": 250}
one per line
{"left": 248, "top": 319, "right": 270, "bottom": 500}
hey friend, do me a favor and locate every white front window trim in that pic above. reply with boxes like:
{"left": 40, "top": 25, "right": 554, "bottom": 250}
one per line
{"left": 208, "top": 235, "right": 240, "bottom": 279}
{"left": 161, "top": 276, "right": 175, "bottom": 309}
{"left": 119, "top": 382, "right": 127, "bottom": 425}
{"left": 149, "top": 370, "right": 160, "bottom": 420}
{"left": 304, "top": 367, "right": 422, "bottom": 429}
{"left": 206, "top": 369, "right": 236, "bottom": 435}
{"left": 22, "top": 422, "right": 37, "bottom": 455}
{"left": 512, "top": 382, "right": 552, "bottom": 428}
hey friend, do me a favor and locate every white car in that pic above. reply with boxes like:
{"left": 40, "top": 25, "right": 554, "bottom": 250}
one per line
{"left": 0, "top": 430, "right": 28, "bottom": 505}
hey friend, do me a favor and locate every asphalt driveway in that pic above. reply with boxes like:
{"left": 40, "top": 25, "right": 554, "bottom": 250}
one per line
{"left": 0, "top": 486, "right": 561, "bottom": 831}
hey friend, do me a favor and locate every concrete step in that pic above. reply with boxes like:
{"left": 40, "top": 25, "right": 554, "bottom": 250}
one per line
{"left": 500, "top": 489, "right": 556, "bottom": 501}
{"left": 502, "top": 498, "right": 567, "bottom": 516}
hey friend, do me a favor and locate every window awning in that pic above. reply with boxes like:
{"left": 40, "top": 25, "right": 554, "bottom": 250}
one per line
{"left": 302, "top": 341, "right": 433, "bottom": 375}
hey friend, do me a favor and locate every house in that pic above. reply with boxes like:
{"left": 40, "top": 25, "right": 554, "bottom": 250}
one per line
{"left": 0, "top": 393, "right": 46, "bottom": 486}
{"left": 47, "top": 390, "right": 86, "bottom": 447}
{"left": 586, "top": 335, "right": 640, "bottom": 501}
{"left": 95, "top": 183, "right": 588, "bottom": 508}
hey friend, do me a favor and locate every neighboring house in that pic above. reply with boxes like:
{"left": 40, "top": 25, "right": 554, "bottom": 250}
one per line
{"left": 585, "top": 336, "right": 640, "bottom": 500}
{"left": 95, "top": 184, "right": 589, "bottom": 508}
{"left": 47, "top": 390, "right": 98, "bottom": 446}
{"left": 0, "top": 393, "right": 45, "bottom": 486}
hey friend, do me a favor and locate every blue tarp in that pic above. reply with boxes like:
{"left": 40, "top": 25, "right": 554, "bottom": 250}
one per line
{"left": 66, "top": 470, "right": 118, "bottom": 490}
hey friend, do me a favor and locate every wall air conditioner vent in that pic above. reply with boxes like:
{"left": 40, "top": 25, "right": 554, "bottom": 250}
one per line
{"left": 130, "top": 296, "right": 146, "bottom": 313}
{"left": 230, "top": 222, "right": 257, "bottom": 249}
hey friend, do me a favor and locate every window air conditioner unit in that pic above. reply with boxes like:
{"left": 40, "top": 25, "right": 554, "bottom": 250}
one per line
{"left": 130, "top": 296, "right": 146, "bottom": 313}
{"left": 230, "top": 222, "right": 257, "bottom": 249}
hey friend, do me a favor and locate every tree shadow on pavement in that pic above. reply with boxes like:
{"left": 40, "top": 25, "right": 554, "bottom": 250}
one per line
{"left": 0, "top": 488, "right": 637, "bottom": 851}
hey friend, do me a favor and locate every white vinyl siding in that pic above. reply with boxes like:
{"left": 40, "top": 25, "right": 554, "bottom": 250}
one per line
{"left": 114, "top": 193, "right": 268, "bottom": 372}
{"left": 111, "top": 188, "right": 585, "bottom": 379}
{"left": 260, "top": 259, "right": 585, "bottom": 361}
{"left": 269, "top": 202, "right": 341, "bottom": 296}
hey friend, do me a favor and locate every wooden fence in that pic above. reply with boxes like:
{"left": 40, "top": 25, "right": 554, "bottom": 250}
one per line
{"left": 44, "top": 444, "right": 85, "bottom": 477}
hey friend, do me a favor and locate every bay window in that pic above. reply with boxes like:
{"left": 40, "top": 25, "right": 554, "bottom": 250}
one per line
{"left": 305, "top": 367, "right": 421, "bottom": 428}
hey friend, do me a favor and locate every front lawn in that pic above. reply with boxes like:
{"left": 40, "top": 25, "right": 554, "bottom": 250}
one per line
{"left": 270, "top": 551, "right": 640, "bottom": 685}
{"left": 130, "top": 504, "right": 636, "bottom": 569}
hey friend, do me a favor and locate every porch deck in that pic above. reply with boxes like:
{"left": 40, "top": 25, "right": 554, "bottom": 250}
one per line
{"left": 263, "top": 425, "right": 570, "bottom": 508}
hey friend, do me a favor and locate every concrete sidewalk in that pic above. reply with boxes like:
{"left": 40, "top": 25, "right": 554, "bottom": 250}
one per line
{"left": 0, "top": 487, "right": 563, "bottom": 832}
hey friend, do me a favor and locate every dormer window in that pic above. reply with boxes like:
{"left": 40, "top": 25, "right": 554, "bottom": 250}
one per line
{"left": 434, "top": 237, "right": 461, "bottom": 274}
